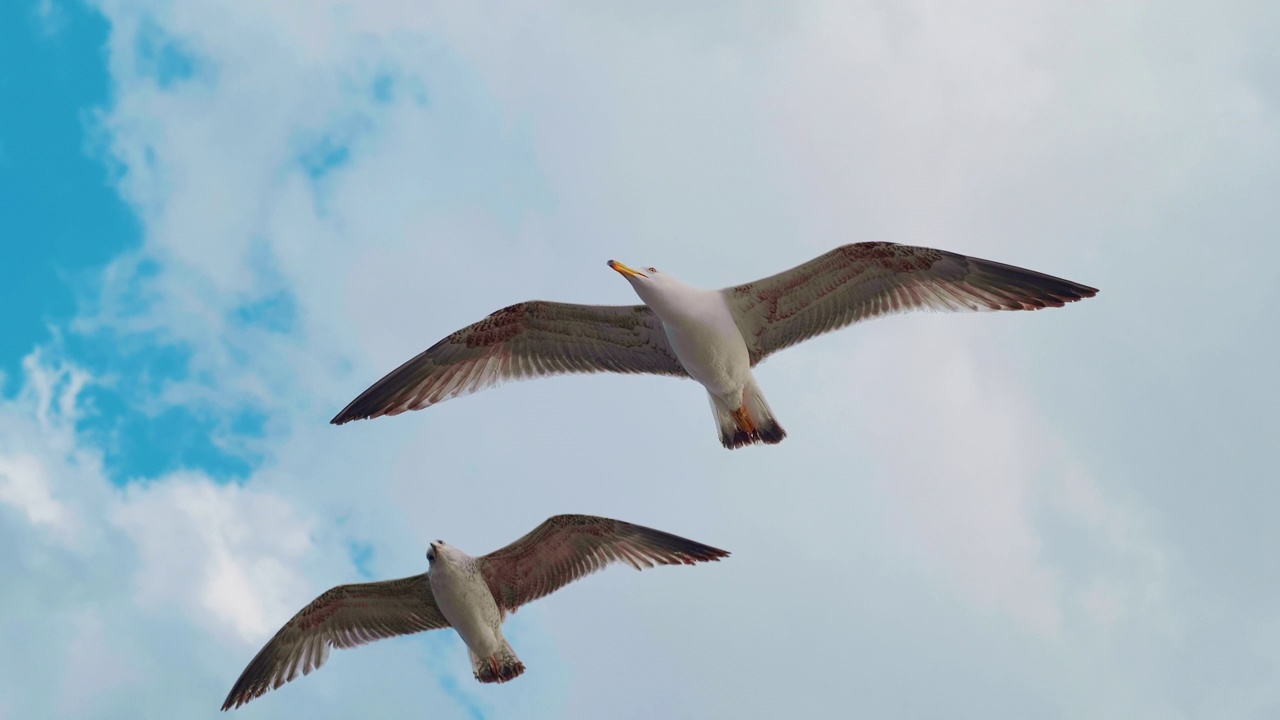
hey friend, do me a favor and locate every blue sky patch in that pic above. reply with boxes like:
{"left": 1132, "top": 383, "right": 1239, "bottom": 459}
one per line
{"left": 233, "top": 290, "right": 298, "bottom": 335}
{"left": 347, "top": 539, "right": 376, "bottom": 579}
{"left": 371, "top": 73, "right": 397, "bottom": 105}
{"left": 434, "top": 673, "right": 488, "bottom": 720}
{"left": 133, "top": 16, "right": 203, "bottom": 89}
{"left": 0, "top": 0, "right": 139, "bottom": 387}
{"left": 1, "top": 2, "right": 268, "bottom": 485}
{"left": 298, "top": 135, "right": 353, "bottom": 180}
{"left": 92, "top": 400, "right": 257, "bottom": 482}
{"left": 66, "top": 330, "right": 264, "bottom": 484}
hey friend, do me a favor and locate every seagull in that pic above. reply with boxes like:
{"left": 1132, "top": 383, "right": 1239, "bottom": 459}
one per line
{"left": 220, "top": 514, "right": 728, "bottom": 710}
{"left": 331, "top": 242, "right": 1097, "bottom": 448}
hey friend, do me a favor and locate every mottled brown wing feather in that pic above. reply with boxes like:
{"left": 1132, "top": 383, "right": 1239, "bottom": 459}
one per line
{"left": 221, "top": 574, "right": 447, "bottom": 711}
{"left": 477, "top": 515, "right": 729, "bottom": 613}
{"left": 724, "top": 242, "right": 1098, "bottom": 364}
{"left": 331, "top": 301, "right": 687, "bottom": 424}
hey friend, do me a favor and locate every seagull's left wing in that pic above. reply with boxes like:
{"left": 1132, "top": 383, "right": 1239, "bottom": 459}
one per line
{"left": 723, "top": 242, "right": 1098, "bottom": 365}
{"left": 331, "top": 301, "right": 687, "bottom": 424}
{"left": 477, "top": 515, "right": 729, "bottom": 614}
{"left": 221, "top": 574, "right": 447, "bottom": 711}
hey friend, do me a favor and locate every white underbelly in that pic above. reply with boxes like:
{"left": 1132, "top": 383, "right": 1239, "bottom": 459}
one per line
{"left": 430, "top": 567, "right": 503, "bottom": 655}
{"left": 665, "top": 314, "right": 751, "bottom": 399}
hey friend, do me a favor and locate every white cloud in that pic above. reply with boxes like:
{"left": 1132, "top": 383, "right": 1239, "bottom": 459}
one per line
{"left": 113, "top": 476, "right": 314, "bottom": 642}
{"left": 0, "top": 452, "right": 72, "bottom": 537}
{"left": 834, "top": 321, "right": 1065, "bottom": 635}
{"left": 57, "top": 610, "right": 140, "bottom": 718}
{"left": 0, "top": 352, "right": 93, "bottom": 543}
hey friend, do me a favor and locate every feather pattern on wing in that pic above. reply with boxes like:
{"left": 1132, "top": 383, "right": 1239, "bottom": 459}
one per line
{"left": 331, "top": 301, "right": 686, "bottom": 424}
{"left": 724, "top": 242, "right": 1098, "bottom": 364}
{"left": 478, "top": 515, "right": 729, "bottom": 613}
{"left": 221, "top": 574, "right": 448, "bottom": 711}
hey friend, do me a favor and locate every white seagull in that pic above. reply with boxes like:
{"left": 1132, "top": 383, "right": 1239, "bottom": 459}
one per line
{"left": 331, "top": 242, "right": 1097, "bottom": 448}
{"left": 220, "top": 514, "right": 728, "bottom": 710}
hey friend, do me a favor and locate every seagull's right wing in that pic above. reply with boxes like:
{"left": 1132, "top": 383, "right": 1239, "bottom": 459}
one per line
{"left": 477, "top": 514, "right": 729, "bottom": 614}
{"left": 723, "top": 242, "right": 1098, "bottom": 364}
{"left": 331, "top": 302, "right": 687, "bottom": 424}
{"left": 221, "top": 574, "right": 447, "bottom": 711}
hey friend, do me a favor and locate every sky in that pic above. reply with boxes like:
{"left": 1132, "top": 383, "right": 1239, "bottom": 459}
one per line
{"left": 1, "top": 1, "right": 1279, "bottom": 718}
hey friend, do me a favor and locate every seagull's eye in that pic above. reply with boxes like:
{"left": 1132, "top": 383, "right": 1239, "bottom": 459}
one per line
{"left": 647, "top": 267, "right": 656, "bottom": 273}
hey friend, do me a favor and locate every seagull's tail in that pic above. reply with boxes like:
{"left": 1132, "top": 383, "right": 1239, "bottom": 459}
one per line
{"left": 471, "top": 637, "right": 525, "bottom": 684}
{"left": 710, "top": 378, "right": 786, "bottom": 450}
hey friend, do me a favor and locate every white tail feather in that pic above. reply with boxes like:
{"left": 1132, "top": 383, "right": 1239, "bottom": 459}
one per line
{"left": 708, "top": 377, "right": 786, "bottom": 449}
{"left": 470, "top": 635, "right": 525, "bottom": 684}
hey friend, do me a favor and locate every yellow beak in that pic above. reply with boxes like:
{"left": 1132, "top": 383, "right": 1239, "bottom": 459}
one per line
{"left": 607, "top": 260, "right": 648, "bottom": 278}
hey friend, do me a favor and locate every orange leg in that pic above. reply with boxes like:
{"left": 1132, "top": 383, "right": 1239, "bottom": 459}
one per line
{"left": 730, "top": 405, "right": 756, "bottom": 434}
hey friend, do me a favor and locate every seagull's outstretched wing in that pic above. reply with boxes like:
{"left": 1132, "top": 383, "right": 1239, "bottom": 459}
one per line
{"left": 221, "top": 574, "right": 447, "bottom": 711}
{"left": 331, "top": 301, "right": 687, "bottom": 424}
{"left": 477, "top": 514, "right": 729, "bottom": 613}
{"left": 724, "top": 242, "right": 1098, "bottom": 364}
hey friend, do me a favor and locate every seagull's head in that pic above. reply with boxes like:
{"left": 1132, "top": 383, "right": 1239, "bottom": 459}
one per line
{"left": 426, "top": 540, "right": 448, "bottom": 565}
{"left": 608, "top": 260, "right": 680, "bottom": 306}
{"left": 607, "top": 259, "right": 655, "bottom": 283}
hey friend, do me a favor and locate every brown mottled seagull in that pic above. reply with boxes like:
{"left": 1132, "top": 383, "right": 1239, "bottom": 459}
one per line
{"left": 331, "top": 242, "right": 1097, "bottom": 449}
{"left": 220, "top": 514, "right": 728, "bottom": 710}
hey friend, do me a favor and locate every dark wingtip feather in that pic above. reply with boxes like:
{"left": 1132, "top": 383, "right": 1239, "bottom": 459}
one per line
{"left": 330, "top": 382, "right": 403, "bottom": 425}
{"left": 967, "top": 257, "right": 1099, "bottom": 311}
{"left": 329, "top": 391, "right": 377, "bottom": 425}
{"left": 628, "top": 523, "right": 731, "bottom": 564}
{"left": 220, "top": 684, "right": 254, "bottom": 711}
{"left": 329, "top": 405, "right": 366, "bottom": 425}
{"left": 329, "top": 337, "right": 458, "bottom": 426}
{"left": 691, "top": 544, "right": 731, "bottom": 562}
{"left": 221, "top": 668, "right": 255, "bottom": 710}
{"left": 220, "top": 653, "right": 274, "bottom": 711}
